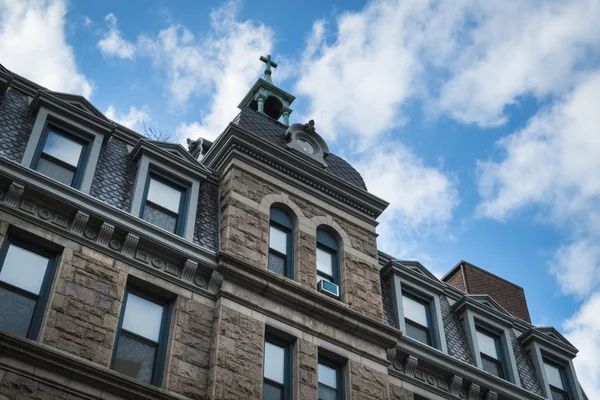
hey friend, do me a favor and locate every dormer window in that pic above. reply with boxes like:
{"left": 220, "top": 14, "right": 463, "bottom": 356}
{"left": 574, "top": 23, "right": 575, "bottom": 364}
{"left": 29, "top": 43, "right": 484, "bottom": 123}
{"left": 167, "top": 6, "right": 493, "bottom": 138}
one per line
{"left": 297, "top": 138, "right": 314, "bottom": 154}
{"left": 32, "top": 126, "right": 89, "bottom": 188}
{"left": 544, "top": 359, "right": 570, "bottom": 399}
{"left": 141, "top": 173, "right": 188, "bottom": 235}
{"left": 402, "top": 290, "right": 435, "bottom": 347}
{"left": 476, "top": 325, "right": 506, "bottom": 379}
{"left": 285, "top": 122, "right": 330, "bottom": 167}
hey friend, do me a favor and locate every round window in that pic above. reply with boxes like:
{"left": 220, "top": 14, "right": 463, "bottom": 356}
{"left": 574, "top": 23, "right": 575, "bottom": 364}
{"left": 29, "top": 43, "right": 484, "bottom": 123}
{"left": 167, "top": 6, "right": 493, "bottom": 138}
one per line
{"left": 297, "top": 138, "right": 315, "bottom": 154}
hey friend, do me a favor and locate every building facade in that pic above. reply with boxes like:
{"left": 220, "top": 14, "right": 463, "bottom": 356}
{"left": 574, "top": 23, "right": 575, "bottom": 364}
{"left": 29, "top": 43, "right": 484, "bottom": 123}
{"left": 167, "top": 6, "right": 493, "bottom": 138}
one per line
{"left": 0, "top": 59, "right": 587, "bottom": 400}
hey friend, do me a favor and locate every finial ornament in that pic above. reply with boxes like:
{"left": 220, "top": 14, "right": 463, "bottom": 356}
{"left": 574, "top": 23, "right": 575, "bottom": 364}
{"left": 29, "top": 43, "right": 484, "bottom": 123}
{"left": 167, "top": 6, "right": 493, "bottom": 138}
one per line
{"left": 259, "top": 54, "right": 278, "bottom": 83}
{"left": 304, "top": 119, "right": 316, "bottom": 133}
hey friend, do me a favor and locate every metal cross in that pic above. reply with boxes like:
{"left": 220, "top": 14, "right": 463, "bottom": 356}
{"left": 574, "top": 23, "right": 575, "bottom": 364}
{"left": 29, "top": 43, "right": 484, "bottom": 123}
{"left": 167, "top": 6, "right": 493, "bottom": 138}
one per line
{"left": 260, "top": 54, "right": 278, "bottom": 82}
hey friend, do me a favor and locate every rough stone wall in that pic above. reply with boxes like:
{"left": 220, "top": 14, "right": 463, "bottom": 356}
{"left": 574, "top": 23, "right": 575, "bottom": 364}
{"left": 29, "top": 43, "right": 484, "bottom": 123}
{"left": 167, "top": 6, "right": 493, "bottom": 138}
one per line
{"left": 207, "top": 305, "right": 265, "bottom": 400}
{"left": 389, "top": 384, "right": 415, "bottom": 400}
{"left": 221, "top": 166, "right": 383, "bottom": 321}
{"left": 168, "top": 297, "right": 214, "bottom": 400}
{"left": 343, "top": 254, "right": 383, "bottom": 320}
{"left": 41, "top": 247, "right": 126, "bottom": 366}
{"left": 348, "top": 361, "right": 391, "bottom": 400}
{"left": 0, "top": 369, "right": 81, "bottom": 400}
{"left": 294, "top": 339, "right": 318, "bottom": 400}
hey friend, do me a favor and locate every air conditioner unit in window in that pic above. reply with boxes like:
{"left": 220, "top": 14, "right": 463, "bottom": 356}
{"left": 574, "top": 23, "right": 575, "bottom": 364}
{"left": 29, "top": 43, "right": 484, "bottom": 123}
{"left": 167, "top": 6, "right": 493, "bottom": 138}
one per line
{"left": 318, "top": 280, "right": 339, "bottom": 298}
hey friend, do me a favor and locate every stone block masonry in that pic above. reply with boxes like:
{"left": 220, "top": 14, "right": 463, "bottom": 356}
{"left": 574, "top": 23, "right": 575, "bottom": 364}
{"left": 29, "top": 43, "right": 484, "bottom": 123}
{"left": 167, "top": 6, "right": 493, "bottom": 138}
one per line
{"left": 207, "top": 304, "right": 265, "bottom": 400}
{"left": 41, "top": 247, "right": 127, "bottom": 366}
{"left": 168, "top": 296, "right": 214, "bottom": 399}
{"left": 295, "top": 339, "right": 318, "bottom": 399}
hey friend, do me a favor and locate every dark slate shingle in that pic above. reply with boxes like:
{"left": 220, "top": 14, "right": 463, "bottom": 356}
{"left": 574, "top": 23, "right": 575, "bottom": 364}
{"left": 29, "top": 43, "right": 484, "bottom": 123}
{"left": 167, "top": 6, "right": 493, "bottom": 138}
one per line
{"left": 233, "top": 108, "right": 367, "bottom": 190}
{"left": 0, "top": 89, "right": 34, "bottom": 163}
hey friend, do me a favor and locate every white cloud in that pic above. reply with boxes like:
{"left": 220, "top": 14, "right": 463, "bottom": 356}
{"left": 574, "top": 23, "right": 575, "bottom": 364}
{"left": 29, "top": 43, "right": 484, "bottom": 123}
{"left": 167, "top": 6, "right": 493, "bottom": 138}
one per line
{"left": 438, "top": 0, "right": 600, "bottom": 127}
{"left": 104, "top": 105, "right": 149, "bottom": 130}
{"left": 563, "top": 291, "right": 600, "bottom": 400}
{"left": 0, "top": 0, "right": 93, "bottom": 97}
{"left": 476, "top": 72, "right": 600, "bottom": 396}
{"left": 98, "top": 13, "right": 136, "bottom": 59}
{"left": 356, "top": 145, "right": 459, "bottom": 257}
{"left": 137, "top": 0, "right": 272, "bottom": 143}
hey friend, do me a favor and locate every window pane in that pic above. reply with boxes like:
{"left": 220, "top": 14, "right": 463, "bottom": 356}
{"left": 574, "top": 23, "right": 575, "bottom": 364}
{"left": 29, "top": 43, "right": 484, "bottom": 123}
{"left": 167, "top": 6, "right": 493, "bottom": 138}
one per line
{"left": 269, "top": 226, "right": 287, "bottom": 255}
{"left": 36, "top": 157, "right": 75, "bottom": 186}
{"left": 0, "top": 286, "right": 37, "bottom": 337}
{"left": 318, "top": 363, "right": 337, "bottom": 389}
{"left": 143, "top": 202, "right": 177, "bottom": 233}
{"left": 405, "top": 322, "right": 430, "bottom": 345}
{"left": 43, "top": 130, "right": 83, "bottom": 167}
{"left": 551, "top": 388, "right": 568, "bottom": 400}
{"left": 262, "top": 382, "right": 283, "bottom": 400}
{"left": 264, "top": 342, "right": 285, "bottom": 384}
{"left": 481, "top": 355, "right": 502, "bottom": 378}
{"left": 0, "top": 244, "right": 49, "bottom": 294}
{"left": 476, "top": 330, "right": 499, "bottom": 359}
{"left": 317, "top": 248, "right": 333, "bottom": 276}
{"left": 544, "top": 362, "right": 565, "bottom": 390}
{"left": 122, "top": 293, "right": 164, "bottom": 342}
{"left": 147, "top": 178, "right": 182, "bottom": 214}
{"left": 318, "top": 383, "right": 338, "bottom": 400}
{"left": 402, "top": 294, "right": 429, "bottom": 327}
{"left": 268, "top": 253, "right": 285, "bottom": 276}
{"left": 113, "top": 334, "right": 157, "bottom": 383}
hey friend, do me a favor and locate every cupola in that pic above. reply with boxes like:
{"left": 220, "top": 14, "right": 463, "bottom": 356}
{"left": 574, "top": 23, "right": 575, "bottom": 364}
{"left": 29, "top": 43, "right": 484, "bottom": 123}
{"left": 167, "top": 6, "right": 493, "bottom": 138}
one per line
{"left": 237, "top": 54, "right": 295, "bottom": 125}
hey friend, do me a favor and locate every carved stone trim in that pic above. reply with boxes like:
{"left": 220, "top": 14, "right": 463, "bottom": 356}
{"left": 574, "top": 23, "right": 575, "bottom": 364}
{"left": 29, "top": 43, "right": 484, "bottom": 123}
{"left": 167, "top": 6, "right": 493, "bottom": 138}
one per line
{"left": 207, "top": 271, "right": 223, "bottom": 293}
{"left": 404, "top": 355, "right": 418, "bottom": 377}
{"left": 181, "top": 259, "right": 198, "bottom": 283}
{"left": 71, "top": 211, "right": 89, "bottom": 236}
{"left": 97, "top": 222, "right": 115, "bottom": 247}
{"left": 3, "top": 181, "right": 24, "bottom": 207}
{"left": 386, "top": 348, "right": 397, "bottom": 364}
{"left": 468, "top": 383, "right": 480, "bottom": 400}
{"left": 449, "top": 375, "right": 463, "bottom": 396}
{"left": 122, "top": 233, "right": 139, "bottom": 258}
{"left": 485, "top": 390, "right": 498, "bottom": 400}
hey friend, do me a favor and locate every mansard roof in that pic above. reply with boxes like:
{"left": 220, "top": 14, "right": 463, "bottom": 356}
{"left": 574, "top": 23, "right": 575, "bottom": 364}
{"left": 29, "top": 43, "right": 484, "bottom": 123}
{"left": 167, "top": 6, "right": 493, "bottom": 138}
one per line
{"left": 232, "top": 107, "right": 367, "bottom": 190}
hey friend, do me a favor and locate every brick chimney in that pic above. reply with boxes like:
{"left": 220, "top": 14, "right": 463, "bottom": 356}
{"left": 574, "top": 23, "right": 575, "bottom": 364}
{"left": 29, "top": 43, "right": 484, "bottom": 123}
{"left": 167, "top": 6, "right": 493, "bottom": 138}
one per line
{"left": 443, "top": 261, "right": 531, "bottom": 323}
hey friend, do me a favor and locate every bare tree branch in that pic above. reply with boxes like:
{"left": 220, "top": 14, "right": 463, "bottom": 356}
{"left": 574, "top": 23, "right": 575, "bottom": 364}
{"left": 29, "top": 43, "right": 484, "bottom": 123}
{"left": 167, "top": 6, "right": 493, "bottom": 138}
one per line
{"left": 141, "top": 120, "right": 178, "bottom": 143}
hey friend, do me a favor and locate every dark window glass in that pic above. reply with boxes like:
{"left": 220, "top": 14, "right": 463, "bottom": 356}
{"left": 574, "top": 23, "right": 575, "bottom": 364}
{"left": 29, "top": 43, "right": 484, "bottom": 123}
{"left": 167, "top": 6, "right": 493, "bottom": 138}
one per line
{"left": 405, "top": 320, "right": 431, "bottom": 345}
{"left": 318, "top": 358, "right": 343, "bottom": 400}
{"left": 263, "top": 337, "right": 290, "bottom": 400}
{"left": 550, "top": 390, "right": 569, "bottom": 400}
{"left": 402, "top": 291, "right": 434, "bottom": 346}
{"left": 0, "top": 287, "right": 37, "bottom": 336}
{"left": 112, "top": 289, "right": 170, "bottom": 386}
{"left": 36, "top": 157, "right": 75, "bottom": 186}
{"left": 0, "top": 239, "right": 55, "bottom": 340}
{"left": 476, "top": 327, "right": 505, "bottom": 379}
{"left": 34, "top": 128, "right": 87, "bottom": 188}
{"left": 268, "top": 208, "right": 293, "bottom": 278}
{"left": 316, "top": 230, "right": 339, "bottom": 293}
{"left": 141, "top": 175, "right": 186, "bottom": 235}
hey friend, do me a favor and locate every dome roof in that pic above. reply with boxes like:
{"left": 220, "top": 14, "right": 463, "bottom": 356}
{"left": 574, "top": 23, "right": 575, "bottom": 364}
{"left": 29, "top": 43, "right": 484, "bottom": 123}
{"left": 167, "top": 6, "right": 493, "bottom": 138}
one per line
{"left": 232, "top": 108, "right": 367, "bottom": 190}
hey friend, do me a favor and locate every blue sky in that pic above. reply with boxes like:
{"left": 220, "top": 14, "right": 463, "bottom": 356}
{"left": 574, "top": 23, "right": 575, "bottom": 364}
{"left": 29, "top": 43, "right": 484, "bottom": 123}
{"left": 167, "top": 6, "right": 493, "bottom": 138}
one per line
{"left": 1, "top": 0, "right": 599, "bottom": 394}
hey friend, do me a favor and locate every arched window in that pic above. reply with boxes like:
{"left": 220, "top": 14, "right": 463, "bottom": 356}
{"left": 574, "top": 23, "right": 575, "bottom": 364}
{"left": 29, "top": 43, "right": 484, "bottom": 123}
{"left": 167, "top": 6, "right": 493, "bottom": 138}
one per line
{"left": 268, "top": 207, "right": 294, "bottom": 279}
{"left": 316, "top": 229, "right": 340, "bottom": 297}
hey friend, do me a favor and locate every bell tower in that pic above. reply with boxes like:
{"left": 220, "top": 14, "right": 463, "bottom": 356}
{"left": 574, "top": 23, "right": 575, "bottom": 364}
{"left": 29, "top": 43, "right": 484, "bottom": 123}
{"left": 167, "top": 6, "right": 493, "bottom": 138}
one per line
{"left": 237, "top": 54, "right": 295, "bottom": 125}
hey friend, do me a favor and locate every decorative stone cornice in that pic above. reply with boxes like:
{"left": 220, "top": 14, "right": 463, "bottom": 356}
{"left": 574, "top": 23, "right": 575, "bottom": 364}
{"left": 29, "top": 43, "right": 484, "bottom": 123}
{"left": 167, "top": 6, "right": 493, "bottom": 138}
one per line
{"left": 451, "top": 295, "right": 514, "bottom": 327}
{"left": 0, "top": 331, "right": 182, "bottom": 400}
{"left": 0, "top": 159, "right": 217, "bottom": 298}
{"left": 518, "top": 327, "right": 578, "bottom": 359}
{"left": 381, "top": 259, "right": 446, "bottom": 294}
{"left": 203, "top": 124, "right": 388, "bottom": 221}
{"left": 130, "top": 139, "right": 212, "bottom": 181}
{"left": 392, "top": 341, "right": 546, "bottom": 400}
{"left": 29, "top": 89, "right": 115, "bottom": 142}
{"left": 217, "top": 250, "right": 401, "bottom": 350}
